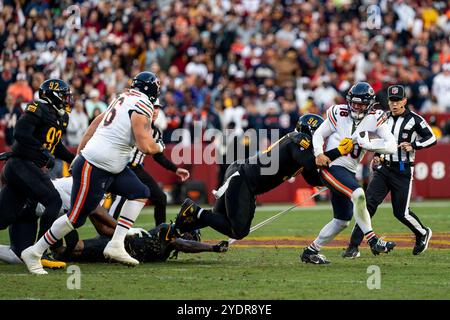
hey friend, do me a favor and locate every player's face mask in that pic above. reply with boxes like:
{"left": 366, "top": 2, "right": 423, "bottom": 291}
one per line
{"left": 63, "top": 90, "right": 74, "bottom": 114}
{"left": 349, "top": 101, "right": 369, "bottom": 120}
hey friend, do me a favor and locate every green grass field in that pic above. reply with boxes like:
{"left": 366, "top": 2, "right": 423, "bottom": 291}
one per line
{"left": 1, "top": 200, "right": 449, "bottom": 300}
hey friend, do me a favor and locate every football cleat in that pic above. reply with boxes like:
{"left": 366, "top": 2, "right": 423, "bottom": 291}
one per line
{"left": 103, "top": 240, "right": 139, "bottom": 266}
{"left": 342, "top": 246, "right": 361, "bottom": 259}
{"left": 41, "top": 251, "right": 66, "bottom": 269}
{"left": 413, "top": 227, "right": 432, "bottom": 256}
{"left": 369, "top": 238, "right": 396, "bottom": 255}
{"left": 300, "top": 248, "right": 330, "bottom": 265}
{"left": 21, "top": 247, "right": 47, "bottom": 275}
{"left": 175, "top": 198, "right": 201, "bottom": 233}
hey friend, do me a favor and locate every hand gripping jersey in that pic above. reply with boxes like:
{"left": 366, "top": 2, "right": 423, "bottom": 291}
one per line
{"left": 82, "top": 89, "right": 154, "bottom": 173}
{"left": 313, "top": 104, "right": 396, "bottom": 173}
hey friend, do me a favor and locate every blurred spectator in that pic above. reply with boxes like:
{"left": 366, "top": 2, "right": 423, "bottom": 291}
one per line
{"left": 85, "top": 89, "right": 108, "bottom": 120}
{"left": 0, "top": 65, "right": 14, "bottom": 107}
{"left": 431, "top": 63, "right": 450, "bottom": 112}
{"left": 428, "top": 115, "right": 443, "bottom": 140}
{"left": 66, "top": 100, "right": 89, "bottom": 147}
{"left": 90, "top": 107, "right": 103, "bottom": 124}
{"left": 0, "top": 0, "right": 448, "bottom": 145}
{"left": 0, "top": 95, "right": 22, "bottom": 147}
{"left": 7, "top": 73, "right": 33, "bottom": 107}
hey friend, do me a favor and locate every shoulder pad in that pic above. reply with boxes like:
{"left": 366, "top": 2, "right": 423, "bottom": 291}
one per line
{"left": 375, "top": 110, "right": 388, "bottom": 127}
{"left": 134, "top": 98, "right": 154, "bottom": 119}
{"left": 25, "top": 102, "right": 42, "bottom": 116}
{"left": 289, "top": 132, "right": 312, "bottom": 149}
{"left": 326, "top": 105, "right": 339, "bottom": 128}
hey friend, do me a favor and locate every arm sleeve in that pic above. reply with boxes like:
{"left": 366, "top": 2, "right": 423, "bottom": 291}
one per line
{"left": 290, "top": 145, "right": 341, "bottom": 187}
{"left": 54, "top": 142, "right": 76, "bottom": 163}
{"left": 12, "top": 112, "right": 43, "bottom": 159}
{"left": 152, "top": 152, "right": 178, "bottom": 172}
{"left": 372, "top": 122, "right": 398, "bottom": 154}
{"left": 313, "top": 117, "right": 335, "bottom": 156}
{"left": 13, "top": 113, "right": 42, "bottom": 149}
{"left": 411, "top": 115, "right": 437, "bottom": 150}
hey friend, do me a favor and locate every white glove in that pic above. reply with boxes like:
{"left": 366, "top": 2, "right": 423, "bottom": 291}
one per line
{"left": 156, "top": 139, "right": 165, "bottom": 153}
{"left": 126, "top": 227, "right": 149, "bottom": 238}
{"left": 356, "top": 131, "right": 373, "bottom": 150}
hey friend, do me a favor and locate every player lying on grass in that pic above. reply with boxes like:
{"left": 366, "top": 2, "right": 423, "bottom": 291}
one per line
{"left": 53, "top": 208, "right": 228, "bottom": 263}
{"left": 0, "top": 177, "right": 228, "bottom": 265}
{"left": 22, "top": 72, "right": 165, "bottom": 274}
{"left": 173, "top": 114, "right": 354, "bottom": 242}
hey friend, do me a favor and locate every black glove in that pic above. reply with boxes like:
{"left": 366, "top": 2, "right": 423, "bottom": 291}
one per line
{"left": 0, "top": 152, "right": 13, "bottom": 161}
{"left": 38, "top": 149, "right": 55, "bottom": 169}
{"left": 213, "top": 240, "right": 229, "bottom": 253}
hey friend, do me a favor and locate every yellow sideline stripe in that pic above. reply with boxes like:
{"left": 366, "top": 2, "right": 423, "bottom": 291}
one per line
{"left": 221, "top": 234, "right": 450, "bottom": 241}
{"left": 231, "top": 244, "right": 450, "bottom": 249}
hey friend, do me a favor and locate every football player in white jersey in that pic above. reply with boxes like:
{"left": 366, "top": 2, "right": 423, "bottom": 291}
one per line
{"left": 22, "top": 72, "right": 165, "bottom": 274}
{"left": 301, "top": 82, "right": 398, "bottom": 264}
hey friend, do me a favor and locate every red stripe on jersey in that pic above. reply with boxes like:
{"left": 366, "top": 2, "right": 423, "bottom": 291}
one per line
{"left": 328, "top": 108, "right": 337, "bottom": 127}
{"left": 136, "top": 102, "right": 153, "bottom": 117}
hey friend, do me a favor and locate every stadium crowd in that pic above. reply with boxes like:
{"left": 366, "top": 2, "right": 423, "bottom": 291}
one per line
{"left": 1, "top": 0, "right": 450, "bottom": 148}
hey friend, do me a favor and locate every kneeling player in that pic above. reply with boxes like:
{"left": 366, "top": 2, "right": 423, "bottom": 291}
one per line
{"left": 173, "top": 114, "right": 354, "bottom": 241}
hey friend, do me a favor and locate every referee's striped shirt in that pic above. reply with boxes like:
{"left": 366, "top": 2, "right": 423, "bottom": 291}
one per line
{"left": 383, "top": 109, "right": 437, "bottom": 163}
{"left": 130, "top": 123, "right": 163, "bottom": 167}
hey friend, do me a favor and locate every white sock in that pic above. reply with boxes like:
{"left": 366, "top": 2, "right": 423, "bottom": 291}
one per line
{"left": 312, "top": 218, "right": 350, "bottom": 250}
{"left": 0, "top": 245, "right": 22, "bottom": 264}
{"left": 33, "top": 215, "right": 74, "bottom": 256}
{"left": 351, "top": 188, "right": 373, "bottom": 234}
{"left": 111, "top": 200, "right": 145, "bottom": 243}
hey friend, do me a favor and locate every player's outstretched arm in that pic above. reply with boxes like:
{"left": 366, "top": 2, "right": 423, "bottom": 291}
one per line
{"left": 131, "top": 112, "right": 164, "bottom": 155}
{"left": 77, "top": 112, "right": 106, "bottom": 154}
{"left": 171, "top": 239, "right": 229, "bottom": 254}
{"left": 54, "top": 142, "right": 75, "bottom": 164}
{"left": 313, "top": 117, "right": 335, "bottom": 167}
{"left": 370, "top": 123, "right": 397, "bottom": 154}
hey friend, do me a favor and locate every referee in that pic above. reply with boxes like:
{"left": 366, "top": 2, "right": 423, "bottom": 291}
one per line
{"left": 343, "top": 85, "right": 437, "bottom": 257}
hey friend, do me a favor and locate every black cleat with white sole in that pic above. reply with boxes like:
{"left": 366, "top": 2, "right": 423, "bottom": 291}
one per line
{"left": 413, "top": 227, "right": 432, "bottom": 255}
{"left": 342, "top": 246, "right": 361, "bottom": 259}
{"left": 300, "top": 248, "right": 330, "bottom": 265}
{"left": 369, "top": 238, "right": 396, "bottom": 255}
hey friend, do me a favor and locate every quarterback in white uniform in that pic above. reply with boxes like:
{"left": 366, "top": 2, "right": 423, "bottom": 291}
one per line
{"left": 301, "top": 82, "right": 398, "bottom": 264}
{"left": 22, "top": 71, "right": 164, "bottom": 274}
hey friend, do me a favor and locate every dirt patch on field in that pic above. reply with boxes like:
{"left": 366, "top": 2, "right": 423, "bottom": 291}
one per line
{"left": 222, "top": 233, "right": 450, "bottom": 249}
